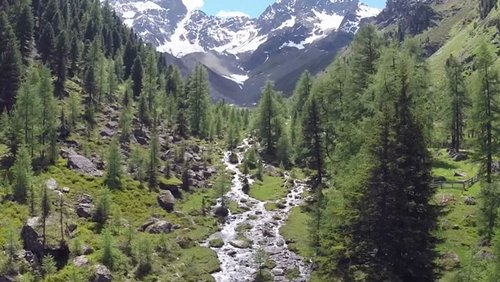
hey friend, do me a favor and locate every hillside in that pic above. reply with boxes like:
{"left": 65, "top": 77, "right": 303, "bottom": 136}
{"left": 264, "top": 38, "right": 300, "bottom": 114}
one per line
{"left": 0, "top": 0, "right": 500, "bottom": 281}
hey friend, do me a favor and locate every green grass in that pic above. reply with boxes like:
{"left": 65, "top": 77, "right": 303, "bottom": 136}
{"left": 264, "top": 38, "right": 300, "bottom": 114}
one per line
{"left": 431, "top": 149, "right": 479, "bottom": 182}
{"left": 249, "top": 175, "right": 287, "bottom": 202}
{"left": 280, "top": 207, "right": 313, "bottom": 258}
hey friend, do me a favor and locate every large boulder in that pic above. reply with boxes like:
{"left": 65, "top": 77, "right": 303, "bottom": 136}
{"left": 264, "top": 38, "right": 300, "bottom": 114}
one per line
{"left": 73, "top": 255, "right": 90, "bottom": 267}
{"left": 75, "top": 194, "right": 94, "bottom": 218}
{"left": 140, "top": 218, "right": 173, "bottom": 234}
{"left": 157, "top": 191, "right": 176, "bottom": 213}
{"left": 158, "top": 179, "right": 182, "bottom": 199}
{"left": 66, "top": 150, "right": 102, "bottom": 176}
{"left": 21, "top": 217, "right": 70, "bottom": 267}
{"left": 214, "top": 206, "right": 229, "bottom": 217}
{"left": 229, "top": 152, "right": 239, "bottom": 164}
{"left": 93, "top": 264, "right": 112, "bottom": 282}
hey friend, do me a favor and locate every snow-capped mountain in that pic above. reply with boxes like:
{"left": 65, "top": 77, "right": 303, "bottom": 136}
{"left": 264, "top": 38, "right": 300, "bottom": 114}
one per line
{"left": 107, "top": 0, "right": 381, "bottom": 104}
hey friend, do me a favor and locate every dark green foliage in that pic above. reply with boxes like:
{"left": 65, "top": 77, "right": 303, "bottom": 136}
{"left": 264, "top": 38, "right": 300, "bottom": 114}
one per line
{"left": 16, "top": 5, "right": 33, "bottom": 64}
{"left": 255, "top": 81, "right": 283, "bottom": 157}
{"left": 300, "top": 94, "right": 324, "bottom": 186}
{"left": 132, "top": 57, "right": 143, "bottom": 98}
{"left": 320, "top": 47, "right": 437, "bottom": 281}
{"left": 187, "top": 64, "right": 210, "bottom": 138}
{"left": 101, "top": 230, "right": 115, "bottom": 269}
{"left": 470, "top": 41, "right": 500, "bottom": 242}
{"left": 55, "top": 31, "right": 69, "bottom": 98}
{"left": 38, "top": 65, "right": 58, "bottom": 164}
{"left": 39, "top": 23, "right": 55, "bottom": 66}
{"left": 0, "top": 11, "right": 22, "bottom": 112}
{"left": 105, "top": 139, "right": 122, "bottom": 189}
{"left": 445, "top": 54, "right": 467, "bottom": 152}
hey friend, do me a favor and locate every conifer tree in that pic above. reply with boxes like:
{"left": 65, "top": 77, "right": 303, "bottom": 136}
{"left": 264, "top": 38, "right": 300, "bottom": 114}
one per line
{"left": 12, "top": 145, "right": 32, "bottom": 203}
{"left": 39, "top": 23, "right": 55, "bottom": 66}
{"left": 95, "top": 188, "right": 111, "bottom": 226}
{"left": 105, "top": 139, "right": 122, "bottom": 189}
{"left": 255, "top": 81, "right": 282, "bottom": 157}
{"left": 38, "top": 65, "right": 58, "bottom": 164}
{"left": 0, "top": 11, "right": 22, "bottom": 112}
{"left": 148, "top": 132, "right": 160, "bottom": 190}
{"left": 16, "top": 5, "right": 34, "bottom": 64}
{"left": 300, "top": 94, "right": 324, "bottom": 186}
{"left": 291, "top": 71, "right": 312, "bottom": 147}
{"left": 445, "top": 54, "right": 467, "bottom": 152}
{"left": 12, "top": 69, "right": 41, "bottom": 156}
{"left": 471, "top": 41, "right": 500, "bottom": 242}
{"left": 187, "top": 64, "right": 210, "bottom": 138}
{"left": 55, "top": 31, "right": 69, "bottom": 98}
{"left": 321, "top": 48, "right": 437, "bottom": 281}
{"left": 132, "top": 57, "right": 143, "bottom": 98}
{"left": 67, "top": 91, "right": 82, "bottom": 133}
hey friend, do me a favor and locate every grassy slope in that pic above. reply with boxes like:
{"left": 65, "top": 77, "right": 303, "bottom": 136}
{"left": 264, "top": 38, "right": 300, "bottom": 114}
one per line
{"left": 249, "top": 174, "right": 287, "bottom": 202}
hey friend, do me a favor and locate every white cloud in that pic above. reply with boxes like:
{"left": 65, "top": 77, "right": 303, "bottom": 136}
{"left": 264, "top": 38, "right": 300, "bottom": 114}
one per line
{"left": 216, "top": 10, "right": 250, "bottom": 18}
{"left": 182, "top": 0, "right": 204, "bottom": 11}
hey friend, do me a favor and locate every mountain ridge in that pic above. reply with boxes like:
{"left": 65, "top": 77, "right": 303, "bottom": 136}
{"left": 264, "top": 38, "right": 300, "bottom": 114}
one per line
{"left": 106, "top": 0, "right": 381, "bottom": 104}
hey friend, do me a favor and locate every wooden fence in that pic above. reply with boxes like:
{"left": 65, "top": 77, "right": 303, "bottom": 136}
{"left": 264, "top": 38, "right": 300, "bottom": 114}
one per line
{"left": 431, "top": 174, "right": 480, "bottom": 191}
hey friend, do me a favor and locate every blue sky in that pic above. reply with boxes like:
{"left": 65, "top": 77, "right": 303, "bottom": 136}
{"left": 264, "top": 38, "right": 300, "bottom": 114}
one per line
{"left": 202, "top": 0, "right": 387, "bottom": 18}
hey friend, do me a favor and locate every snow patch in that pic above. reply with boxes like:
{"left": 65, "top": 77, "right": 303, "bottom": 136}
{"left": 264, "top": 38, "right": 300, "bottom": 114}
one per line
{"left": 222, "top": 74, "right": 249, "bottom": 86}
{"left": 312, "top": 10, "right": 344, "bottom": 32}
{"left": 357, "top": 3, "right": 382, "bottom": 18}
{"left": 277, "top": 16, "right": 296, "bottom": 30}
{"left": 280, "top": 41, "right": 305, "bottom": 50}
{"left": 182, "top": 0, "right": 204, "bottom": 11}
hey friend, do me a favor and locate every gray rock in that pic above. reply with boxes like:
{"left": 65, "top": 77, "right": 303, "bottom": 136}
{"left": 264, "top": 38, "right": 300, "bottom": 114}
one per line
{"left": 157, "top": 191, "right": 176, "bottom": 212}
{"left": 82, "top": 245, "right": 94, "bottom": 255}
{"left": 73, "top": 255, "right": 89, "bottom": 267}
{"left": 93, "top": 264, "right": 112, "bottom": 282}
{"left": 67, "top": 150, "right": 102, "bottom": 176}
{"left": 140, "top": 218, "right": 173, "bottom": 234}
{"left": 61, "top": 187, "right": 70, "bottom": 193}
{"left": 46, "top": 178, "right": 58, "bottom": 191}
{"left": 229, "top": 240, "right": 250, "bottom": 249}
{"left": 100, "top": 127, "right": 115, "bottom": 138}
{"left": 464, "top": 196, "right": 476, "bottom": 206}
{"left": 75, "top": 194, "right": 94, "bottom": 218}
{"left": 272, "top": 268, "right": 285, "bottom": 276}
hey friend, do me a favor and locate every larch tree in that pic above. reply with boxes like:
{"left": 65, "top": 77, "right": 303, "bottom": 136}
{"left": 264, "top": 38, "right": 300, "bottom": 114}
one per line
{"left": 12, "top": 145, "right": 32, "bottom": 203}
{"left": 38, "top": 65, "right": 58, "bottom": 164}
{"left": 105, "top": 138, "right": 122, "bottom": 189}
{"left": 471, "top": 41, "right": 500, "bottom": 242}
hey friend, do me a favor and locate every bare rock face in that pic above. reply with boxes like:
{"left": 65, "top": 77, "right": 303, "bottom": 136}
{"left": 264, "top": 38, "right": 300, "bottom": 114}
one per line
{"left": 21, "top": 217, "right": 70, "bottom": 267}
{"left": 157, "top": 191, "right": 176, "bottom": 212}
{"left": 93, "top": 264, "right": 112, "bottom": 282}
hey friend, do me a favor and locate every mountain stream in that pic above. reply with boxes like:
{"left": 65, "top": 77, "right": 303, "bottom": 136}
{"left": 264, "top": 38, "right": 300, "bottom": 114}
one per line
{"left": 205, "top": 140, "right": 312, "bottom": 282}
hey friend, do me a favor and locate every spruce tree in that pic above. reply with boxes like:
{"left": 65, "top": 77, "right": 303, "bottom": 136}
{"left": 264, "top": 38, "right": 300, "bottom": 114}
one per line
{"left": 255, "top": 81, "right": 282, "bottom": 157}
{"left": 12, "top": 145, "right": 32, "bottom": 203}
{"left": 187, "top": 64, "right": 210, "bottom": 138}
{"left": 55, "top": 31, "right": 69, "bottom": 98}
{"left": 445, "top": 54, "right": 467, "bottom": 152}
{"left": 105, "top": 139, "right": 122, "bottom": 189}
{"left": 16, "top": 5, "right": 34, "bottom": 64}
{"left": 300, "top": 94, "right": 324, "bottom": 186}
{"left": 132, "top": 57, "right": 143, "bottom": 98}
{"left": 39, "top": 23, "right": 55, "bottom": 66}
{"left": 471, "top": 41, "right": 500, "bottom": 242}
{"left": 0, "top": 11, "right": 22, "bottom": 112}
